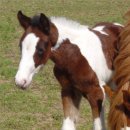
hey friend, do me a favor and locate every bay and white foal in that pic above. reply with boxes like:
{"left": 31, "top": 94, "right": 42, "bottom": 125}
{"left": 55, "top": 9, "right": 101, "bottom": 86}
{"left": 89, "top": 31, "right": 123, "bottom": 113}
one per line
{"left": 15, "top": 11, "right": 123, "bottom": 130}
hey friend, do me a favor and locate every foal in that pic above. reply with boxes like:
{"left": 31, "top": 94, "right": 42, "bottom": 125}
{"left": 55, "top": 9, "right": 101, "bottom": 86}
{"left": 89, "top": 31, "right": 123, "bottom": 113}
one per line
{"left": 15, "top": 11, "right": 123, "bottom": 130}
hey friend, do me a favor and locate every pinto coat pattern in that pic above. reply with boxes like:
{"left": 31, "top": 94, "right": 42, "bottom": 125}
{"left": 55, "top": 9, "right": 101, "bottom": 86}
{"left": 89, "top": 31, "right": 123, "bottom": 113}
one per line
{"left": 15, "top": 11, "right": 123, "bottom": 130}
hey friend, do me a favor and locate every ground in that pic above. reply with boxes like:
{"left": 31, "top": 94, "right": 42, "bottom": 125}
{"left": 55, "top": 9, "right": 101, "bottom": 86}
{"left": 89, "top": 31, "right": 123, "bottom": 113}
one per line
{"left": 0, "top": 0, "right": 130, "bottom": 130}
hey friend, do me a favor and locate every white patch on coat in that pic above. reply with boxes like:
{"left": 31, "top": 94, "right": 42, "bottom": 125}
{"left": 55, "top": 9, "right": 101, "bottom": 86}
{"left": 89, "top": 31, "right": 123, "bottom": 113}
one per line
{"left": 93, "top": 26, "right": 108, "bottom": 35}
{"left": 15, "top": 33, "right": 43, "bottom": 88}
{"left": 121, "top": 127, "right": 130, "bottom": 130}
{"left": 51, "top": 17, "right": 113, "bottom": 87}
{"left": 62, "top": 117, "right": 75, "bottom": 130}
{"left": 93, "top": 118, "right": 102, "bottom": 130}
{"left": 114, "top": 23, "right": 124, "bottom": 27}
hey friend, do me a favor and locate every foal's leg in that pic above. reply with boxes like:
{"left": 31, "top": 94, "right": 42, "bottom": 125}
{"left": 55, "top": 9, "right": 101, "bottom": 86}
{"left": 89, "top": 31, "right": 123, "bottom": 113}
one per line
{"left": 61, "top": 88, "right": 82, "bottom": 130}
{"left": 54, "top": 67, "right": 82, "bottom": 130}
{"left": 85, "top": 85, "right": 105, "bottom": 130}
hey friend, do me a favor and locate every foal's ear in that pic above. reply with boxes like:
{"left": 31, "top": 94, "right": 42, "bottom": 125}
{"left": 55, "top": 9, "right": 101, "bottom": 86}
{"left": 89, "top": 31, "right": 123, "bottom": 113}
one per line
{"left": 39, "top": 13, "right": 50, "bottom": 35}
{"left": 17, "top": 11, "right": 31, "bottom": 30}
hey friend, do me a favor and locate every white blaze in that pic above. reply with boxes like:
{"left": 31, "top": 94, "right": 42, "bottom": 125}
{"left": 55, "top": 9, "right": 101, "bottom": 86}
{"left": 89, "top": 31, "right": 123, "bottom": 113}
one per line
{"left": 15, "top": 33, "right": 41, "bottom": 88}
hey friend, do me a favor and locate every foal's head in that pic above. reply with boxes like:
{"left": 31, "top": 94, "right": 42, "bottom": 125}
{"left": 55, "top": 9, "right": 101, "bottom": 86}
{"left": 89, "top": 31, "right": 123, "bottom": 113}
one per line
{"left": 15, "top": 11, "right": 58, "bottom": 89}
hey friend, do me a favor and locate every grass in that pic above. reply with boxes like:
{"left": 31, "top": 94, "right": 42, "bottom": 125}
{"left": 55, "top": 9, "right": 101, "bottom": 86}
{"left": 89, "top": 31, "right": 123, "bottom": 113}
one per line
{"left": 0, "top": 0, "right": 130, "bottom": 130}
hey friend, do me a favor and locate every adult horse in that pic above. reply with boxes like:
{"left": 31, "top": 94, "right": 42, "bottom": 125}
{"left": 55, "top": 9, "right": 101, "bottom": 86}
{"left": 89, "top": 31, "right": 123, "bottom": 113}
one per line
{"left": 15, "top": 11, "right": 123, "bottom": 130}
{"left": 107, "top": 11, "right": 130, "bottom": 130}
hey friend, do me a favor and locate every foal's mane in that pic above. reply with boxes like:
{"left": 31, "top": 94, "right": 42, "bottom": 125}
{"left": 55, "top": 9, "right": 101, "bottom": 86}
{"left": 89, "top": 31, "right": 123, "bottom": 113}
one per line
{"left": 108, "top": 11, "right": 130, "bottom": 130}
{"left": 50, "top": 17, "right": 88, "bottom": 30}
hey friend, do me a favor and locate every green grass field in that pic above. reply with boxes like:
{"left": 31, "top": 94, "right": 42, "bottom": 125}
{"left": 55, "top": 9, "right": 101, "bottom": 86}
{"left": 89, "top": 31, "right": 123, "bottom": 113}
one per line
{"left": 0, "top": 0, "right": 130, "bottom": 130}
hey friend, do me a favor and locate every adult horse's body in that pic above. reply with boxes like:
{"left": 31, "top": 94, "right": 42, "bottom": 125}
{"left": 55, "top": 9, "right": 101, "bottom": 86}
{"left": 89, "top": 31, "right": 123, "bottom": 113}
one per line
{"left": 107, "top": 11, "right": 130, "bottom": 130}
{"left": 15, "top": 11, "right": 123, "bottom": 130}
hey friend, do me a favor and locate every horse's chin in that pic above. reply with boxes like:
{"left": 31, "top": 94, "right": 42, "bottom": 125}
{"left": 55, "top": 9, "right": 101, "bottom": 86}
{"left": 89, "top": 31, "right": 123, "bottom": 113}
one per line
{"left": 15, "top": 80, "right": 32, "bottom": 90}
{"left": 22, "top": 82, "right": 31, "bottom": 90}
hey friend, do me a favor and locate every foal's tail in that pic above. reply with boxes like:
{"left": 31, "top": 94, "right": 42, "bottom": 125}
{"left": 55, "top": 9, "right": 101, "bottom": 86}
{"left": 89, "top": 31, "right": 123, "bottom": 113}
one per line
{"left": 108, "top": 82, "right": 129, "bottom": 130}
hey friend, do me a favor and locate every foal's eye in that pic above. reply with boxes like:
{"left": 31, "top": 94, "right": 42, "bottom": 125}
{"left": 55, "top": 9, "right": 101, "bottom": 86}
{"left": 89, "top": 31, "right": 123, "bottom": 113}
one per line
{"left": 37, "top": 48, "right": 44, "bottom": 56}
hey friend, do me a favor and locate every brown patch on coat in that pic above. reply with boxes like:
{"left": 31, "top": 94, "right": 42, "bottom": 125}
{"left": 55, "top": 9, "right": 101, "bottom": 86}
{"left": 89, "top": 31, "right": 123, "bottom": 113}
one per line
{"left": 51, "top": 39, "right": 104, "bottom": 119}
{"left": 92, "top": 22, "right": 123, "bottom": 70}
{"left": 51, "top": 39, "right": 99, "bottom": 90}
{"left": 49, "top": 23, "right": 58, "bottom": 46}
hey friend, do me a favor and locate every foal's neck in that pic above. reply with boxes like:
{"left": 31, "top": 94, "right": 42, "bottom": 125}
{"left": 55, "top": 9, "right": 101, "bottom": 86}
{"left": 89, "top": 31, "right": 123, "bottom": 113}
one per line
{"left": 50, "top": 17, "right": 88, "bottom": 50}
{"left": 50, "top": 39, "right": 93, "bottom": 77}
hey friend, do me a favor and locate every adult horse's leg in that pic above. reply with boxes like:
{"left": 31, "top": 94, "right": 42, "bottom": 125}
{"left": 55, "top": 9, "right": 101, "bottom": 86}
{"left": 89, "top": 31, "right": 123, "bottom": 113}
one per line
{"left": 85, "top": 85, "right": 105, "bottom": 130}
{"left": 54, "top": 66, "right": 82, "bottom": 130}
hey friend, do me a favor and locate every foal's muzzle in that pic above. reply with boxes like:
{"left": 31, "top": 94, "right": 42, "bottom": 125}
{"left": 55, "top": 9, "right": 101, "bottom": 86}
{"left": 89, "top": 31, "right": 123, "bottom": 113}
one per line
{"left": 15, "top": 78, "right": 28, "bottom": 89}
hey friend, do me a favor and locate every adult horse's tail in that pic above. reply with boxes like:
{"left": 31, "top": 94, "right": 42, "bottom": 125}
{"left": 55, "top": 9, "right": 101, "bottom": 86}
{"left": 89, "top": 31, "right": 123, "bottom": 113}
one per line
{"left": 108, "top": 83, "right": 129, "bottom": 130}
{"left": 108, "top": 10, "right": 130, "bottom": 130}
